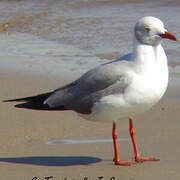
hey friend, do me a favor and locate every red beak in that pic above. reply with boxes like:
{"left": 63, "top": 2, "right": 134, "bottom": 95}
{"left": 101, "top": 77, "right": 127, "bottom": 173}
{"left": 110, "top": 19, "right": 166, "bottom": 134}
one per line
{"left": 159, "top": 31, "right": 177, "bottom": 41}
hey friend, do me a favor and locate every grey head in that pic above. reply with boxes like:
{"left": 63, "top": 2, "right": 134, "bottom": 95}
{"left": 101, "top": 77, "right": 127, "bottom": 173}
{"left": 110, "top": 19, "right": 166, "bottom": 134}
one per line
{"left": 134, "top": 16, "right": 177, "bottom": 46}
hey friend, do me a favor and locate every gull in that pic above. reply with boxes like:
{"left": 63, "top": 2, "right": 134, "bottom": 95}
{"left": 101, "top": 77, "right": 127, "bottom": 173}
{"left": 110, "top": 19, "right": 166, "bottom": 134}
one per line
{"left": 4, "top": 16, "right": 177, "bottom": 166}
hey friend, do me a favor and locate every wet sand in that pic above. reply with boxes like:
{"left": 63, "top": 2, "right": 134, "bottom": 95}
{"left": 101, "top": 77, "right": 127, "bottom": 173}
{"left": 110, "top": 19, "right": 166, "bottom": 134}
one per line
{"left": 0, "top": 70, "right": 180, "bottom": 180}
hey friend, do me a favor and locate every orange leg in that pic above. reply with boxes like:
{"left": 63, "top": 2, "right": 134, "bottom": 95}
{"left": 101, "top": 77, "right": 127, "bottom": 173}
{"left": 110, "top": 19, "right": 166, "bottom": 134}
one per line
{"left": 112, "top": 121, "right": 136, "bottom": 166}
{"left": 129, "top": 118, "right": 160, "bottom": 163}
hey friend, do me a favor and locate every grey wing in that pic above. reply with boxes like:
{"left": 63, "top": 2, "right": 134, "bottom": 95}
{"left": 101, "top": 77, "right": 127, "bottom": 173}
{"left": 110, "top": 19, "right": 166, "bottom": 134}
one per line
{"left": 44, "top": 61, "right": 131, "bottom": 114}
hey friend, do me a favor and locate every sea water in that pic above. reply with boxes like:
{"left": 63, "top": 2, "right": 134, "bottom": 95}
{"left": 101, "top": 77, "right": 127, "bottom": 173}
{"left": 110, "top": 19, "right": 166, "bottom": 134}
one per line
{"left": 0, "top": 0, "right": 179, "bottom": 81}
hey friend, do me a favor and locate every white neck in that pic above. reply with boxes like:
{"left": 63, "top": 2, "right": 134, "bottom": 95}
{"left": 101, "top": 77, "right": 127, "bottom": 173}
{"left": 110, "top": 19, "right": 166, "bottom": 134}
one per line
{"left": 132, "top": 38, "right": 167, "bottom": 67}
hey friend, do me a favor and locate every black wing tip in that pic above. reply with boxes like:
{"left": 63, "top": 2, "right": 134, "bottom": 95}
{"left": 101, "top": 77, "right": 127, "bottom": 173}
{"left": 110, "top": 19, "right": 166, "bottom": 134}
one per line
{"left": 3, "top": 98, "right": 28, "bottom": 102}
{"left": 3, "top": 92, "right": 52, "bottom": 103}
{"left": 3, "top": 97, "right": 68, "bottom": 111}
{"left": 3, "top": 99, "right": 17, "bottom": 102}
{"left": 14, "top": 102, "right": 67, "bottom": 111}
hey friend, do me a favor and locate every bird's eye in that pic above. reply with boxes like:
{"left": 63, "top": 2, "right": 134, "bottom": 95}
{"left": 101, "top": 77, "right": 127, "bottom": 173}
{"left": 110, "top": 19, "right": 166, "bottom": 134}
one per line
{"left": 145, "top": 27, "right": 150, "bottom": 32}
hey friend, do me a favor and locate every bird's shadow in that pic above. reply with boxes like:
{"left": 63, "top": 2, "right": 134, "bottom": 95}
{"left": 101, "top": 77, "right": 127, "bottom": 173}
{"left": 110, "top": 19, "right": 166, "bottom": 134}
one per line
{"left": 0, "top": 156, "right": 102, "bottom": 166}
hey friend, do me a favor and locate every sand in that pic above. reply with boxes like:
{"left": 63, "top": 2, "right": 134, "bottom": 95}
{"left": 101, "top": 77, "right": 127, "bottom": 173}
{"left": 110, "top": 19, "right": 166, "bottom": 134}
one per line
{"left": 0, "top": 70, "right": 179, "bottom": 180}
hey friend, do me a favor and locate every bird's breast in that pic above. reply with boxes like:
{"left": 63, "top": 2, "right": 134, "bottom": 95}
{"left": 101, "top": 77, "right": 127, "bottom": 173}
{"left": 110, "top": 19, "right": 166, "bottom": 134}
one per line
{"left": 125, "top": 64, "right": 168, "bottom": 109}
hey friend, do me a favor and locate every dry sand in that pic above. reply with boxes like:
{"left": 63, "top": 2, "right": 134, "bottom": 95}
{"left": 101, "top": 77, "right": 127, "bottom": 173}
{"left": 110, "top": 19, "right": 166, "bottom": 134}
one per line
{"left": 0, "top": 70, "right": 180, "bottom": 180}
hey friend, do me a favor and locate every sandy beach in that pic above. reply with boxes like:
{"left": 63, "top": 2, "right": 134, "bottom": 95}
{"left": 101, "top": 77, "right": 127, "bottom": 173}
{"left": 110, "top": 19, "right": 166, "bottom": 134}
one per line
{"left": 0, "top": 70, "right": 179, "bottom": 180}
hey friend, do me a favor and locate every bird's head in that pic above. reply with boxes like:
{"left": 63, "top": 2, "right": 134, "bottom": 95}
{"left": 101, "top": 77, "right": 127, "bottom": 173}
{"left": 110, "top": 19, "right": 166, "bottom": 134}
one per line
{"left": 134, "top": 16, "right": 177, "bottom": 46}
